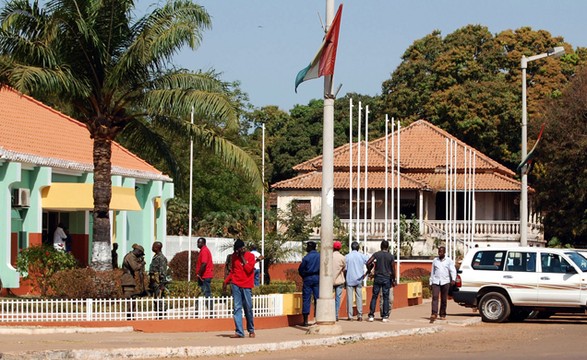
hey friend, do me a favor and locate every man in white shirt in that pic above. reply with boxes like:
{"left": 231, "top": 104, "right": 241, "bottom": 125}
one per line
{"left": 53, "top": 223, "right": 67, "bottom": 251}
{"left": 429, "top": 246, "right": 457, "bottom": 321}
{"left": 250, "top": 244, "right": 263, "bottom": 287}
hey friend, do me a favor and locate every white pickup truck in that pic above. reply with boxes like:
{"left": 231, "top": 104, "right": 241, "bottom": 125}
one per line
{"left": 453, "top": 247, "right": 587, "bottom": 322}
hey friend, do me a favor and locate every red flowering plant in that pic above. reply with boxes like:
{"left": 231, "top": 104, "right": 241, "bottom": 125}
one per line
{"left": 16, "top": 245, "right": 78, "bottom": 297}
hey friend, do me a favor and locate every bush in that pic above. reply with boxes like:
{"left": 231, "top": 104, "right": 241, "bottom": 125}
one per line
{"left": 16, "top": 245, "right": 78, "bottom": 297}
{"left": 253, "top": 281, "right": 296, "bottom": 295}
{"left": 284, "top": 268, "right": 302, "bottom": 291}
{"left": 168, "top": 250, "right": 199, "bottom": 281}
{"left": 51, "top": 268, "right": 124, "bottom": 299}
{"left": 168, "top": 280, "right": 201, "bottom": 297}
{"left": 400, "top": 267, "right": 430, "bottom": 280}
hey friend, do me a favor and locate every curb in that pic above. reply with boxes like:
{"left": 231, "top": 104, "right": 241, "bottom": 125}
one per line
{"left": 0, "top": 326, "right": 134, "bottom": 335}
{"left": 0, "top": 319, "right": 481, "bottom": 360}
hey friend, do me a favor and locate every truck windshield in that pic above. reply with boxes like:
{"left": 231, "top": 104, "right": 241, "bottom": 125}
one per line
{"left": 564, "top": 251, "right": 587, "bottom": 272}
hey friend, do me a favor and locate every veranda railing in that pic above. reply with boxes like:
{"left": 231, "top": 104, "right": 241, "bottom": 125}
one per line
{"left": 0, "top": 294, "right": 283, "bottom": 322}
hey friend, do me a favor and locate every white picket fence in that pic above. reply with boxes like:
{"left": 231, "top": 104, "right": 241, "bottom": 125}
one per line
{"left": 0, "top": 294, "right": 283, "bottom": 322}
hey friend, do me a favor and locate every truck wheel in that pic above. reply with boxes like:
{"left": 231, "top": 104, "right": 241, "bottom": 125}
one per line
{"left": 479, "top": 292, "right": 511, "bottom": 323}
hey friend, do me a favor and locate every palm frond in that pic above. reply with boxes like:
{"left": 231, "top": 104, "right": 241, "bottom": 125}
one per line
{"left": 188, "top": 122, "right": 262, "bottom": 193}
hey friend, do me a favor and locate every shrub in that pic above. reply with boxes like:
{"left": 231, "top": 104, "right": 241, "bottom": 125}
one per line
{"left": 284, "top": 268, "right": 302, "bottom": 291}
{"left": 16, "top": 245, "right": 78, "bottom": 297}
{"left": 400, "top": 267, "right": 431, "bottom": 280}
{"left": 168, "top": 250, "right": 199, "bottom": 281}
{"left": 168, "top": 280, "right": 201, "bottom": 297}
{"left": 51, "top": 268, "right": 124, "bottom": 299}
{"left": 252, "top": 281, "right": 296, "bottom": 295}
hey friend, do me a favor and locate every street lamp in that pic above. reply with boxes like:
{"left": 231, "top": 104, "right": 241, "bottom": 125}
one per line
{"left": 520, "top": 46, "right": 565, "bottom": 246}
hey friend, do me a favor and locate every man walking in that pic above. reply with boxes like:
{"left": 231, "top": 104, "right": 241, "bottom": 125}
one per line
{"left": 332, "top": 241, "right": 346, "bottom": 321}
{"left": 223, "top": 239, "right": 256, "bottom": 338}
{"left": 366, "top": 240, "right": 396, "bottom": 322}
{"left": 149, "top": 241, "right": 169, "bottom": 318}
{"left": 430, "top": 246, "right": 457, "bottom": 322}
{"left": 298, "top": 241, "right": 320, "bottom": 326}
{"left": 195, "top": 237, "right": 214, "bottom": 312}
{"left": 345, "top": 241, "right": 369, "bottom": 321}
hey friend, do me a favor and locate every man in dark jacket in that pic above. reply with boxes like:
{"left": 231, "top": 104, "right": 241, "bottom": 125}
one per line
{"left": 298, "top": 241, "right": 320, "bottom": 326}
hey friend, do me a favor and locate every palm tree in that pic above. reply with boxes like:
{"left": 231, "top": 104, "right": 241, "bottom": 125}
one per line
{"left": 0, "top": 0, "right": 261, "bottom": 270}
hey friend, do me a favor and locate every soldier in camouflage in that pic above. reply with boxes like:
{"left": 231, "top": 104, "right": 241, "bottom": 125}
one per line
{"left": 149, "top": 241, "right": 169, "bottom": 318}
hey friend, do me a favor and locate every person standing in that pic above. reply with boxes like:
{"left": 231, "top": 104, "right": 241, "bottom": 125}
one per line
{"left": 429, "top": 246, "right": 457, "bottom": 322}
{"left": 332, "top": 241, "right": 346, "bottom": 321}
{"left": 121, "top": 244, "right": 146, "bottom": 298}
{"left": 298, "top": 241, "right": 320, "bottom": 327}
{"left": 345, "top": 241, "right": 369, "bottom": 321}
{"left": 149, "top": 241, "right": 169, "bottom": 318}
{"left": 249, "top": 244, "right": 264, "bottom": 286}
{"left": 53, "top": 223, "right": 67, "bottom": 251}
{"left": 195, "top": 237, "right": 214, "bottom": 312}
{"left": 366, "top": 240, "right": 396, "bottom": 322}
{"left": 111, "top": 243, "right": 119, "bottom": 269}
{"left": 223, "top": 239, "right": 256, "bottom": 338}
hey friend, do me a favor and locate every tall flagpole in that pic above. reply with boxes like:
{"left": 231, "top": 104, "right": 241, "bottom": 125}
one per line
{"left": 187, "top": 107, "right": 194, "bottom": 285}
{"left": 261, "top": 123, "right": 266, "bottom": 285}
{"left": 384, "top": 115, "right": 389, "bottom": 242}
{"left": 348, "top": 99, "right": 353, "bottom": 249}
{"left": 396, "top": 119, "right": 401, "bottom": 284}
{"left": 363, "top": 106, "right": 369, "bottom": 253}
{"left": 355, "top": 102, "right": 362, "bottom": 244}
{"left": 315, "top": 0, "right": 337, "bottom": 328}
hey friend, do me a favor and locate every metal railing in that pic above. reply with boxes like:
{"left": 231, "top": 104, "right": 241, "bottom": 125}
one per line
{"left": 333, "top": 219, "right": 543, "bottom": 242}
{"left": 0, "top": 294, "right": 284, "bottom": 322}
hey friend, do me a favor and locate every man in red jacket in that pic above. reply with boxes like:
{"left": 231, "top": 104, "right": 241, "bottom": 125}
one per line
{"left": 195, "top": 237, "right": 214, "bottom": 312}
{"left": 223, "top": 239, "right": 256, "bottom": 338}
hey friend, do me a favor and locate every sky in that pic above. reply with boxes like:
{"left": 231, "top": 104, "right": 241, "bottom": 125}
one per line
{"left": 141, "top": 0, "right": 587, "bottom": 112}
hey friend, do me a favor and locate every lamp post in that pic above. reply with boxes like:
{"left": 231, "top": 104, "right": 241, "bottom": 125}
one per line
{"left": 520, "top": 46, "right": 564, "bottom": 246}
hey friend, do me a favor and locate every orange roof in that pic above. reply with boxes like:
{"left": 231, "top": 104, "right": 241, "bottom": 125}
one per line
{"left": 275, "top": 120, "right": 521, "bottom": 192}
{"left": 273, "top": 171, "right": 427, "bottom": 190}
{"left": 0, "top": 87, "right": 170, "bottom": 181}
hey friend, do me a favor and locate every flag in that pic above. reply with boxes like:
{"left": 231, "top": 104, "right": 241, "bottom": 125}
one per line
{"left": 294, "top": 4, "right": 343, "bottom": 93}
{"left": 517, "top": 123, "right": 545, "bottom": 174}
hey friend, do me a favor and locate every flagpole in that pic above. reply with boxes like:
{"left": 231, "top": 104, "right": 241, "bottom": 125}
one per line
{"left": 348, "top": 99, "right": 353, "bottom": 249}
{"left": 315, "top": 0, "right": 337, "bottom": 328}
{"left": 384, "top": 115, "right": 389, "bottom": 242}
{"left": 261, "top": 123, "right": 265, "bottom": 285}
{"left": 187, "top": 107, "right": 194, "bottom": 285}
{"left": 356, "top": 101, "right": 362, "bottom": 244}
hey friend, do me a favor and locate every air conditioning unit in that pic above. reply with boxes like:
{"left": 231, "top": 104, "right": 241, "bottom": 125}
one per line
{"left": 12, "top": 188, "right": 30, "bottom": 207}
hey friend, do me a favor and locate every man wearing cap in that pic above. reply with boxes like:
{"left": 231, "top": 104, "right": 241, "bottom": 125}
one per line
{"left": 195, "top": 237, "right": 214, "bottom": 312}
{"left": 121, "top": 243, "right": 146, "bottom": 299}
{"left": 298, "top": 241, "right": 320, "bottom": 326}
{"left": 332, "top": 241, "right": 346, "bottom": 321}
{"left": 223, "top": 239, "right": 256, "bottom": 338}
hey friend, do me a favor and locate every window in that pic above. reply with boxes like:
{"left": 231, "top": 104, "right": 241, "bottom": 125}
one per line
{"left": 541, "top": 253, "right": 570, "bottom": 273}
{"left": 471, "top": 250, "right": 506, "bottom": 271}
{"left": 505, "top": 252, "right": 536, "bottom": 272}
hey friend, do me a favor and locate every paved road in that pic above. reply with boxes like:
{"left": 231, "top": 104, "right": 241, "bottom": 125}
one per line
{"left": 191, "top": 314, "right": 587, "bottom": 360}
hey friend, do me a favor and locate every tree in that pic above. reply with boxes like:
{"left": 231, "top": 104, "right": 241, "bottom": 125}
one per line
{"left": 380, "top": 25, "right": 585, "bottom": 168}
{"left": 535, "top": 66, "right": 587, "bottom": 245}
{"left": 0, "top": 0, "right": 261, "bottom": 270}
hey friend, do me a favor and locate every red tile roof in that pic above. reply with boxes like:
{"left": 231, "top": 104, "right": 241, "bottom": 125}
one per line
{"left": 0, "top": 87, "right": 170, "bottom": 181}
{"left": 274, "top": 119, "right": 521, "bottom": 192}
{"left": 273, "top": 171, "right": 427, "bottom": 190}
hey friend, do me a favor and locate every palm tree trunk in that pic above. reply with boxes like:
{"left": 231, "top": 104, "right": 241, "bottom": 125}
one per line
{"left": 91, "top": 136, "right": 113, "bottom": 270}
